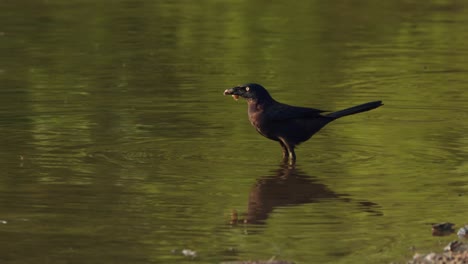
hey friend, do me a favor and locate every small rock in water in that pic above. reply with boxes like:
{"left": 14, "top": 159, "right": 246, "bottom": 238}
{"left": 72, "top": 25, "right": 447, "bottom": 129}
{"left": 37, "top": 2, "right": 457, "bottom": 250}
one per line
{"left": 221, "top": 261, "right": 294, "bottom": 264}
{"left": 407, "top": 241, "right": 468, "bottom": 263}
{"left": 0, "top": 220, "right": 7, "bottom": 224}
{"left": 181, "top": 249, "right": 197, "bottom": 258}
{"left": 457, "top": 225, "right": 468, "bottom": 239}
{"left": 431, "top": 222, "right": 455, "bottom": 236}
{"left": 444, "top": 240, "right": 468, "bottom": 253}
{"left": 221, "top": 256, "right": 294, "bottom": 264}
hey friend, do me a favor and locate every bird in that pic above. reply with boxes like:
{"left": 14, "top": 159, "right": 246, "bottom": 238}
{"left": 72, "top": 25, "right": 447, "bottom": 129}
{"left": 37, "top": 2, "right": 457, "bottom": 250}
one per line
{"left": 223, "top": 83, "right": 383, "bottom": 164}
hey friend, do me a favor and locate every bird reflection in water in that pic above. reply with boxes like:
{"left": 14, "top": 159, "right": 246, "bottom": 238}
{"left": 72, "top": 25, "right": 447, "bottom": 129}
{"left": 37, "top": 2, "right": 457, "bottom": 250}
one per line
{"left": 230, "top": 164, "right": 382, "bottom": 225}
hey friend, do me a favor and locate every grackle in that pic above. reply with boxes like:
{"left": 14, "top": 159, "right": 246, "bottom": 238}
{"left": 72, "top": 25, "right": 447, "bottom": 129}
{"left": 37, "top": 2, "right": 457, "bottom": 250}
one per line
{"left": 224, "top": 83, "right": 382, "bottom": 163}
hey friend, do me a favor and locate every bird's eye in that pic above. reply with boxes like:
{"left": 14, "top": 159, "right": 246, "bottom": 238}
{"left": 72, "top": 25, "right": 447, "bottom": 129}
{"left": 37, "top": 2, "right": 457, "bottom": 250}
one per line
{"left": 245, "top": 87, "right": 250, "bottom": 92}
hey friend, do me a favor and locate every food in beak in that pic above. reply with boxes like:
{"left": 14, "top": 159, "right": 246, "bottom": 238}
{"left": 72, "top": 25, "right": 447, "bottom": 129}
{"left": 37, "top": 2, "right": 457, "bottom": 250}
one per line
{"left": 223, "top": 89, "right": 240, "bottom": 100}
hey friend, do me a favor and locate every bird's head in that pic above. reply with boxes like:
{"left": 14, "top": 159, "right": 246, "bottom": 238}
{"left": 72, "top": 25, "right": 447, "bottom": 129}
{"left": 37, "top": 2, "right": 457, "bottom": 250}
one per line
{"left": 223, "top": 83, "right": 272, "bottom": 102}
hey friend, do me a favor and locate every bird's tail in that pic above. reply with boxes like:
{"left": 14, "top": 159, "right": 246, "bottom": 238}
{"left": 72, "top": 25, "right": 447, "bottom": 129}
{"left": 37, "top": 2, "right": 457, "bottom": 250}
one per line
{"left": 326, "top": 101, "right": 383, "bottom": 119}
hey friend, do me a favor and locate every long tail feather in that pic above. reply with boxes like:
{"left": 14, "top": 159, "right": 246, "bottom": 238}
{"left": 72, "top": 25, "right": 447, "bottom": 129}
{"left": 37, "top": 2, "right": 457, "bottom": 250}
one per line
{"left": 326, "top": 101, "right": 383, "bottom": 119}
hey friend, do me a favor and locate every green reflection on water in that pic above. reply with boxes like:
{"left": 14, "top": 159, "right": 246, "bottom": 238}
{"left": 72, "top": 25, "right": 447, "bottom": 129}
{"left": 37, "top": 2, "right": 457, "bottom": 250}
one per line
{"left": 1, "top": 0, "right": 468, "bottom": 263}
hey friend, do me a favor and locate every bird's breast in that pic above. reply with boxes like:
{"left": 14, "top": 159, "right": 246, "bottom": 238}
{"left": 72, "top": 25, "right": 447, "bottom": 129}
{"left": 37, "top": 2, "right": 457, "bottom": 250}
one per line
{"left": 248, "top": 111, "right": 263, "bottom": 128}
{"left": 248, "top": 106, "right": 277, "bottom": 140}
{"left": 248, "top": 105, "right": 265, "bottom": 127}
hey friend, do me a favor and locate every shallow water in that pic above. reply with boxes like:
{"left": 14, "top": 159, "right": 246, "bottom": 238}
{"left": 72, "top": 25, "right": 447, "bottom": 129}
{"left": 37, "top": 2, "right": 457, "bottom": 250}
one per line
{"left": 1, "top": 1, "right": 468, "bottom": 263}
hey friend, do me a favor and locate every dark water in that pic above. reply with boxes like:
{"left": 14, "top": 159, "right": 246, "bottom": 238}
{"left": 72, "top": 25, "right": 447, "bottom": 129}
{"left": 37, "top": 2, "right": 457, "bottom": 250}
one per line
{"left": 1, "top": 1, "right": 468, "bottom": 263}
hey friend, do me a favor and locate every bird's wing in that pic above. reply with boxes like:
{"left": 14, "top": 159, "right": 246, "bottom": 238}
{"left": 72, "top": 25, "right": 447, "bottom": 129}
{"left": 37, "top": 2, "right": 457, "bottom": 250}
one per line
{"left": 266, "top": 103, "right": 327, "bottom": 121}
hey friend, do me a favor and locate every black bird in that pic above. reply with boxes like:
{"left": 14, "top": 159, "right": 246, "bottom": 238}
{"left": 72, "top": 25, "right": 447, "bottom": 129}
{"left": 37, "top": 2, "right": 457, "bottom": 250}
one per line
{"left": 223, "top": 83, "right": 382, "bottom": 163}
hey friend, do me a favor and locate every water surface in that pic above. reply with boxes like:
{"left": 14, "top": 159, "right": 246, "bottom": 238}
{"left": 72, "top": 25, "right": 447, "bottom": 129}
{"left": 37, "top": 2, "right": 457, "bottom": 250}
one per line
{"left": 1, "top": 1, "right": 468, "bottom": 263}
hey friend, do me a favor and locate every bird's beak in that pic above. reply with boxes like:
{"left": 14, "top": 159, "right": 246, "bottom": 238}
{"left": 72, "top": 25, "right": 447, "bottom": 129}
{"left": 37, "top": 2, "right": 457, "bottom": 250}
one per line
{"left": 223, "top": 88, "right": 240, "bottom": 101}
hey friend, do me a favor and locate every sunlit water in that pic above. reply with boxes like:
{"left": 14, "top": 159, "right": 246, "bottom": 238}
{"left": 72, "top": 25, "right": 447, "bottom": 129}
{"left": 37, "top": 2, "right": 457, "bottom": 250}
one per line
{"left": 1, "top": 1, "right": 468, "bottom": 263}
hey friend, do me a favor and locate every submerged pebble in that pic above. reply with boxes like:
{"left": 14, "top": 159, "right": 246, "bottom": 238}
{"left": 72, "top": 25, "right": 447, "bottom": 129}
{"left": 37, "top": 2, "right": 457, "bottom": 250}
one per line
{"left": 181, "top": 249, "right": 197, "bottom": 258}
{"left": 457, "top": 225, "right": 468, "bottom": 239}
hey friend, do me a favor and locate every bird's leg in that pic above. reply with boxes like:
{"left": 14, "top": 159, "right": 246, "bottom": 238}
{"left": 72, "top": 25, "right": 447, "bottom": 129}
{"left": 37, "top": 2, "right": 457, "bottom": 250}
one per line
{"left": 279, "top": 141, "right": 289, "bottom": 161}
{"left": 288, "top": 148, "right": 296, "bottom": 164}
{"left": 279, "top": 137, "right": 296, "bottom": 164}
